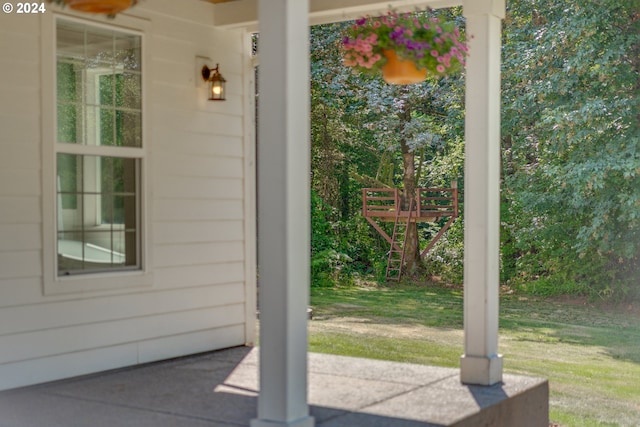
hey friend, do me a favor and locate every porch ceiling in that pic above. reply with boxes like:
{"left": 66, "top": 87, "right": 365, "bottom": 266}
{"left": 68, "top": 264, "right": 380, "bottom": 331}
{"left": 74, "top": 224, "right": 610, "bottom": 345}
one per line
{"left": 206, "top": 0, "right": 463, "bottom": 29}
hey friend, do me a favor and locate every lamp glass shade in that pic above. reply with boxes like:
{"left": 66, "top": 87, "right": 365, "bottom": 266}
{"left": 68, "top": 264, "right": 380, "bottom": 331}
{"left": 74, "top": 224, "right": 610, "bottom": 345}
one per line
{"left": 201, "top": 64, "right": 226, "bottom": 101}
{"left": 210, "top": 79, "right": 225, "bottom": 101}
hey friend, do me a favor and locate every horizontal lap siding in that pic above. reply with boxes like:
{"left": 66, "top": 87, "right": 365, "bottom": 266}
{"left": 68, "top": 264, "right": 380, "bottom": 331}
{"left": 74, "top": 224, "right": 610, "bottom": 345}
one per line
{"left": 140, "top": 6, "right": 248, "bottom": 367}
{"left": 0, "top": 197, "right": 41, "bottom": 225}
{"left": 0, "top": 2, "right": 250, "bottom": 391}
{"left": 0, "top": 325, "right": 244, "bottom": 391}
{"left": 0, "top": 304, "right": 245, "bottom": 364}
{"left": 145, "top": 6, "right": 248, "bottom": 366}
{"left": 154, "top": 199, "right": 243, "bottom": 221}
{"left": 154, "top": 153, "right": 244, "bottom": 179}
{"left": 0, "top": 283, "right": 245, "bottom": 337}
{"left": 0, "top": 18, "right": 43, "bottom": 290}
{"left": 155, "top": 221, "right": 244, "bottom": 244}
{"left": 155, "top": 176, "right": 244, "bottom": 199}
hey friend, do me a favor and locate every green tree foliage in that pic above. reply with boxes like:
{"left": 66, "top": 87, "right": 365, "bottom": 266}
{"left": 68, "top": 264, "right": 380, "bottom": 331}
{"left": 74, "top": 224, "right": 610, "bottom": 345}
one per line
{"left": 310, "top": 10, "right": 467, "bottom": 281}
{"left": 309, "top": 1, "right": 639, "bottom": 300}
{"left": 310, "top": 23, "right": 390, "bottom": 283}
{"left": 501, "top": 0, "right": 640, "bottom": 299}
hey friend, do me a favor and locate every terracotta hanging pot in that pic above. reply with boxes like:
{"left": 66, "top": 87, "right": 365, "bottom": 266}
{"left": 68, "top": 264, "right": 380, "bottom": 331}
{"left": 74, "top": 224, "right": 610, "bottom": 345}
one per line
{"left": 381, "top": 50, "right": 427, "bottom": 85}
{"left": 65, "top": 0, "right": 134, "bottom": 15}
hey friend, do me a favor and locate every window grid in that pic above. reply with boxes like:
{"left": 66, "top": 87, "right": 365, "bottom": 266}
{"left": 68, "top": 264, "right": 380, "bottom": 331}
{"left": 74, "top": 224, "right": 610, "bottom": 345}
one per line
{"left": 55, "top": 17, "right": 143, "bottom": 277}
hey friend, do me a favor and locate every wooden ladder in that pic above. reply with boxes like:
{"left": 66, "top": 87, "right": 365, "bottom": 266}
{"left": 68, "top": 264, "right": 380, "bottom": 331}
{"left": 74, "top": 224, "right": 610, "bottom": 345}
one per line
{"left": 385, "top": 199, "right": 415, "bottom": 281}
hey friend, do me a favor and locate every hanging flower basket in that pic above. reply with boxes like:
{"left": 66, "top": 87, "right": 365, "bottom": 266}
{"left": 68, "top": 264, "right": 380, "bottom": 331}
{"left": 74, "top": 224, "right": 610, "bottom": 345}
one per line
{"left": 342, "top": 9, "right": 468, "bottom": 84}
{"left": 50, "top": 0, "right": 137, "bottom": 16}
{"left": 381, "top": 49, "right": 427, "bottom": 84}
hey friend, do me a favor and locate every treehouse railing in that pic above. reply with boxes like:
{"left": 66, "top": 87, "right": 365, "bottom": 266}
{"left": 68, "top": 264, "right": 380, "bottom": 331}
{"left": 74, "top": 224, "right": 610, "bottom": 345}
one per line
{"left": 416, "top": 181, "right": 458, "bottom": 218}
{"left": 362, "top": 181, "right": 458, "bottom": 221}
{"left": 362, "top": 182, "right": 459, "bottom": 265}
{"left": 362, "top": 188, "right": 400, "bottom": 220}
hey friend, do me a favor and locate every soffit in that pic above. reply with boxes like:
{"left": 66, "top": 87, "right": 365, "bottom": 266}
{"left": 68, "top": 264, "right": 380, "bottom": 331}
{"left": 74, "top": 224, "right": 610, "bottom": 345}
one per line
{"left": 205, "top": 0, "right": 463, "bottom": 30}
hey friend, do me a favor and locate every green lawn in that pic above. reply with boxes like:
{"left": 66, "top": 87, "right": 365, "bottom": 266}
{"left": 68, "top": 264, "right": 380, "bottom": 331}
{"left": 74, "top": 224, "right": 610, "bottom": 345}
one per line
{"left": 309, "top": 283, "right": 640, "bottom": 427}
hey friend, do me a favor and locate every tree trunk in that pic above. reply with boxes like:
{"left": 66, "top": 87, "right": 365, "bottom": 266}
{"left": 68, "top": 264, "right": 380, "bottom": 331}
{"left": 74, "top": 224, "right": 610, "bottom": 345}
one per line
{"left": 400, "top": 138, "right": 421, "bottom": 274}
{"left": 394, "top": 92, "right": 421, "bottom": 275}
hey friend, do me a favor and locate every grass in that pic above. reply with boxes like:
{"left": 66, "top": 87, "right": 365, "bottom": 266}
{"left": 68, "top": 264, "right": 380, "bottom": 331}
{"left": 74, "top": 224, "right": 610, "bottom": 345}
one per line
{"left": 308, "top": 283, "right": 640, "bottom": 427}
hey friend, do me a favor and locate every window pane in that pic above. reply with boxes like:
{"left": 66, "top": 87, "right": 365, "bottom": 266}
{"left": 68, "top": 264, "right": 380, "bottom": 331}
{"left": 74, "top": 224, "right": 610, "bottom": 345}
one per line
{"left": 57, "top": 153, "right": 139, "bottom": 275}
{"left": 57, "top": 62, "right": 81, "bottom": 144}
{"left": 115, "top": 34, "right": 141, "bottom": 71}
{"left": 98, "top": 74, "right": 115, "bottom": 106}
{"left": 116, "top": 73, "right": 141, "bottom": 109}
{"left": 57, "top": 153, "right": 80, "bottom": 209}
{"left": 119, "top": 157, "right": 136, "bottom": 193}
{"left": 57, "top": 21, "right": 85, "bottom": 60}
{"left": 57, "top": 20, "right": 142, "bottom": 148}
{"left": 124, "top": 231, "right": 137, "bottom": 266}
{"left": 86, "top": 27, "right": 116, "bottom": 68}
{"left": 98, "top": 106, "right": 115, "bottom": 146}
{"left": 119, "top": 111, "right": 142, "bottom": 147}
{"left": 57, "top": 231, "right": 84, "bottom": 274}
{"left": 57, "top": 104, "right": 78, "bottom": 144}
{"left": 57, "top": 62, "right": 78, "bottom": 103}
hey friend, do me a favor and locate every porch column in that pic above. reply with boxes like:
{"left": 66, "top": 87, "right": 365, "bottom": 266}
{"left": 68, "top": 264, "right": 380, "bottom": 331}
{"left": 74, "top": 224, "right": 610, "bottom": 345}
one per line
{"left": 252, "top": 1, "right": 314, "bottom": 427}
{"left": 460, "top": 0, "right": 505, "bottom": 386}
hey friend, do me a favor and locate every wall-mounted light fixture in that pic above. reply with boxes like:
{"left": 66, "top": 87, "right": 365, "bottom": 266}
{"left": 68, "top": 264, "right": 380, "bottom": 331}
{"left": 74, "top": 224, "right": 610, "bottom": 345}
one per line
{"left": 201, "top": 64, "right": 226, "bottom": 101}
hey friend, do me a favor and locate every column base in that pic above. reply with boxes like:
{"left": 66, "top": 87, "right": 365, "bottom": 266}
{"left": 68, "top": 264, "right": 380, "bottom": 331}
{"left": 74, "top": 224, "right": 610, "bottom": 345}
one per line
{"left": 251, "top": 416, "right": 315, "bottom": 427}
{"left": 460, "top": 354, "right": 503, "bottom": 385}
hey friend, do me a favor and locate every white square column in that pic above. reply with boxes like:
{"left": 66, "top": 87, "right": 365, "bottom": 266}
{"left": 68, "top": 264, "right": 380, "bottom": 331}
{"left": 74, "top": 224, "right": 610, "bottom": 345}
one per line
{"left": 460, "top": 0, "right": 505, "bottom": 386}
{"left": 252, "top": 1, "right": 314, "bottom": 427}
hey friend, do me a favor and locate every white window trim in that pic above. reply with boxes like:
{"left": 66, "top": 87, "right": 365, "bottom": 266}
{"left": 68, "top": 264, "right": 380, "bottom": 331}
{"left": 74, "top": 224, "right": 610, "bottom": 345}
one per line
{"left": 42, "top": 12, "right": 153, "bottom": 296}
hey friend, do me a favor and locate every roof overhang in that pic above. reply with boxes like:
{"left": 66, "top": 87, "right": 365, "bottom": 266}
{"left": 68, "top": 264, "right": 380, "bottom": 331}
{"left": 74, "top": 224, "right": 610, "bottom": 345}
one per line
{"left": 207, "top": 0, "right": 463, "bottom": 30}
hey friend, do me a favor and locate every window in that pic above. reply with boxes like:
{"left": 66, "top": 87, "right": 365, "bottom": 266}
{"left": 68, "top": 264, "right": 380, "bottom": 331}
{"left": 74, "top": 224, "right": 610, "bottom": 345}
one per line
{"left": 55, "top": 18, "right": 143, "bottom": 276}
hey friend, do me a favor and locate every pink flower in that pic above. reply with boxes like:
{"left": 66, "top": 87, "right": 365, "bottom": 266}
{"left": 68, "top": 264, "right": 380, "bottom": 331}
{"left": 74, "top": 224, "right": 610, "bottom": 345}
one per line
{"left": 341, "top": 9, "right": 468, "bottom": 75}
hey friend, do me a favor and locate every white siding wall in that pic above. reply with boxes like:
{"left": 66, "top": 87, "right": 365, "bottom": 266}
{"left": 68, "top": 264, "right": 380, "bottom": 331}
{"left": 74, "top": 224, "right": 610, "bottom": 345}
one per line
{"left": 0, "top": 0, "right": 253, "bottom": 391}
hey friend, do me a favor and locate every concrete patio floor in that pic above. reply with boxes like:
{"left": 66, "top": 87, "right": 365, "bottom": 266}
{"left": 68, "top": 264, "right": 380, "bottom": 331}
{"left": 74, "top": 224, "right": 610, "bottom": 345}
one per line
{"left": 0, "top": 346, "right": 548, "bottom": 427}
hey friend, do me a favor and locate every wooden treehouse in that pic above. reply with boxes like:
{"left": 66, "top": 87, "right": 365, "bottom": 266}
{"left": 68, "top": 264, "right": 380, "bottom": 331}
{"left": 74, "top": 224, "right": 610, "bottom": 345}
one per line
{"left": 362, "top": 181, "right": 459, "bottom": 281}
